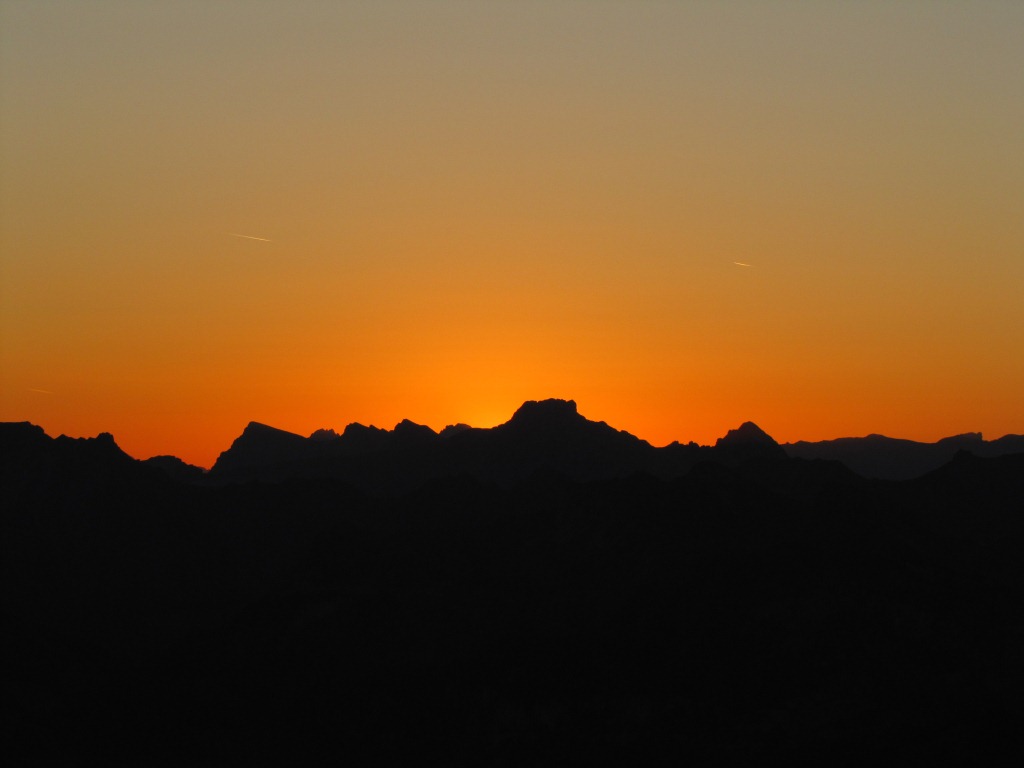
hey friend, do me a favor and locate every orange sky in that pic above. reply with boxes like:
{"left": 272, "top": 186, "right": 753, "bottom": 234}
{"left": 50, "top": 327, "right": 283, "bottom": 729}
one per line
{"left": 2, "top": 2, "right": 1022, "bottom": 468}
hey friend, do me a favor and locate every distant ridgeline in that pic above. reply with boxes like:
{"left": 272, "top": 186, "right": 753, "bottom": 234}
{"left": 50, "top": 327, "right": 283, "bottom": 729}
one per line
{"left": 4, "top": 400, "right": 1024, "bottom": 761}
{"left": 4, "top": 399, "right": 1022, "bottom": 491}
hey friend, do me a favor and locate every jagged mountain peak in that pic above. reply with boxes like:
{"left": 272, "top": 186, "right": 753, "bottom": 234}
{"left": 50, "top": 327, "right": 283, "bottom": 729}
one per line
{"left": 394, "top": 419, "right": 435, "bottom": 435}
{"left": 310, "top": 428, "right": 341, "bottom": 441}
{"left": 507, "top": 398, "right": 581, "bottom": 426}
{"left": 440, "top": 423, "right": 472, "bottom": 438}
{"left": 52, "top": 431, "right": 131, "bottom": 459}
{"left": 715, "top": 421, "right": 778, "bottom": 448}
{"left": 341, "top": 422, "right": 379, "bottom": 436}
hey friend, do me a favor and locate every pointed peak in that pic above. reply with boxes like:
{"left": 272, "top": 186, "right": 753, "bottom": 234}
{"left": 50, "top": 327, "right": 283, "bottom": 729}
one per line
{"left": 394, "top": 418, "right": 432, "bottom": 431}
{"left": 716, "top": 421, "right": 778, "bottom": 448}
{"left": 242, "top": 421, "right": 281, "bottom": 434}
{"left": 235, "top": 422, "right": 307, "bottom": 444}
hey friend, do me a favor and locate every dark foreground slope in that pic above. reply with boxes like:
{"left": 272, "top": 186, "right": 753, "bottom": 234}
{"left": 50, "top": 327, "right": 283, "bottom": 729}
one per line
{"left": 3, "top": 421, "right": 1024, "bottom": 765}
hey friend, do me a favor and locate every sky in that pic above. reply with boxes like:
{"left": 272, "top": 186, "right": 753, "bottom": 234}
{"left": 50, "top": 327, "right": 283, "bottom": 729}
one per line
{"left": 2, "top": 0, "right": 1022, "bottom": 467}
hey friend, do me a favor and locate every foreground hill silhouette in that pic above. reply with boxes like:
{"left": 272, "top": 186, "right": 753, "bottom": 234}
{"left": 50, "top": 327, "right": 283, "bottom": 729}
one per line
{"left": 3, "top": 403, "right": 1024, "bottom": 764}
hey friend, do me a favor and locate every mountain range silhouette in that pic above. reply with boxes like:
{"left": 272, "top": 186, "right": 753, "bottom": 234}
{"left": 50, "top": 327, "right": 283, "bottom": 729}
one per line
{"left": 196, "top": 398, "right": 1023, "bottom": 489}
{"left": 8, "top": 398, "right": 1011, "bottom": 489}
{"left": 3, "top": 400, "right": 1024, "bottom": 764}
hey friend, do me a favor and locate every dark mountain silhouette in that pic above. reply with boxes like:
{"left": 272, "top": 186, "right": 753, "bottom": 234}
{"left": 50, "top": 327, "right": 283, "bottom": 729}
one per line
{"left": 4, "top": 407, "right": 1024, "bottom": 763}
{"left": 206, "top": 399, "right": 787, "bottom": 491}
{"left": 716, "top": 420, "right": 776, "bottom": 446}
{"left": 441, "top": 398, "right": 655, "bottom": 485}
{"left": 783, "top": 431, "right": 1024, "bottom": 480}
{"left": 309, "top": 427, "right": 341, "bottom": 441}
{"left": 714, "top": 420, "right": 788, "bottom": 464}
{"left": 1, "top": 420, "right": 149, "bottom": 484}
{"left": 439, "top": 422, "right": 472, "bottom": 438}
{"left": 207, "top": 402, "right": 1024, "bottom": 489}
{"left": 212, "top": 420, "right": 320, "bottom": 476}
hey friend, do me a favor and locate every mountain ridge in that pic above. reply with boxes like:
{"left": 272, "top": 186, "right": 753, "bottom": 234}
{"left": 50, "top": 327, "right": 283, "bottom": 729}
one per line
{"left": 783, "top": 431, "right": 1024, "bottom": 480}
{"left": 4, "top": 398, "right": 1023, "bottom": 488}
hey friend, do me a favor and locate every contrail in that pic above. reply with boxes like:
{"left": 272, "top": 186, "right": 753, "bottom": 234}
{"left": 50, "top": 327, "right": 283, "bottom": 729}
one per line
{"left": 29, "top": 388, "right": 53, "bottom": 394}
{"left": 732, "top": 262, "right": 752, "bottom": 267}
{"left": 228, "top": 233, "right": 272, "bottom": 242}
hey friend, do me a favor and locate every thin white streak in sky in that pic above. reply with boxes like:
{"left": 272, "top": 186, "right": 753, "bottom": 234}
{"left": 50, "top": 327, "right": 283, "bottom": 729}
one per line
{"left": 29, "top": 388, "right": 53, "bottom": 394}
{"left": 228, "top": 233, "right": 272, "bottom": 242}
{"left": 732, "top": 262, "right": 752, "bottom": 267}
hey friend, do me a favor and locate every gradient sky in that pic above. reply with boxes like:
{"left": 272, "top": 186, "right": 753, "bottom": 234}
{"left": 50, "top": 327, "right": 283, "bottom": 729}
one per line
{"left": 2, "top": 1, "right": 1022, "bottom": 467}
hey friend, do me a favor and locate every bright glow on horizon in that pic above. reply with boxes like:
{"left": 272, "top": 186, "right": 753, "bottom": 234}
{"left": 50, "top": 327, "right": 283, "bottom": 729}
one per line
{"left": 2, "top": 2, "right": 1022, "bottom": 467}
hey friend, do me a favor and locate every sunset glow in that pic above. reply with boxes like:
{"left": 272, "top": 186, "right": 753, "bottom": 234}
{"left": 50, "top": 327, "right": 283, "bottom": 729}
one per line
{"left": 2, "top": 2, "right": 1022, "bottom": 467}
